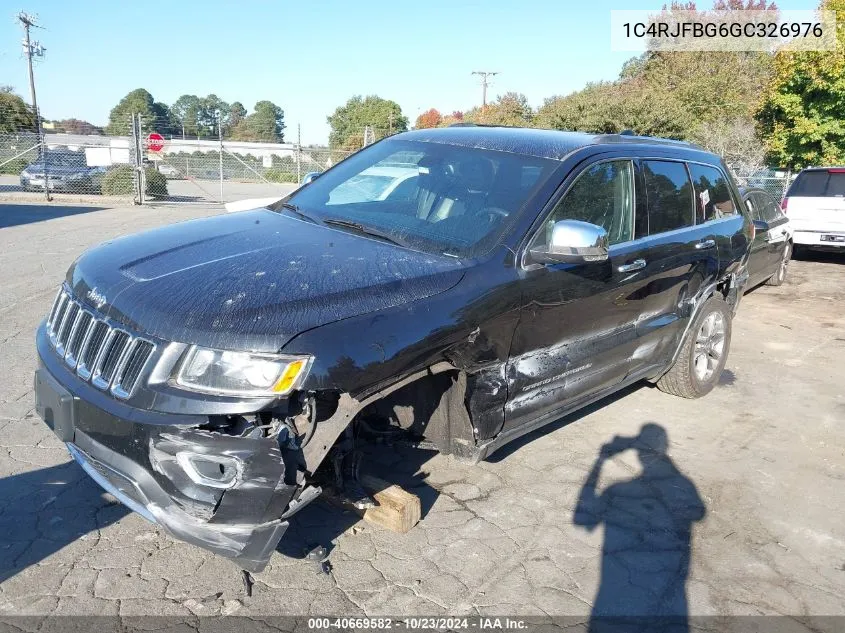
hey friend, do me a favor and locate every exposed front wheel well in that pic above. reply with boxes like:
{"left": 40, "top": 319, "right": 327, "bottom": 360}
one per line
{"left": 357, "top": 369, "right": 476, "bottom": 458}
{"left": 299, "top": 362, "right": 476, "bottom": 476}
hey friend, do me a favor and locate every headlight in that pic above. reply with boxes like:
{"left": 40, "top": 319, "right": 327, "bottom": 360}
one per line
{"left": 174, "top": 346, "right": 312, "bottom": 397}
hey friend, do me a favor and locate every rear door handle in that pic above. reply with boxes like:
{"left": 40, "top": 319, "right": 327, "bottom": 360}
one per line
{"left": 617, "top": 258, "right": 646, "bottom": 273}
{"left": 695, "top": 239, "right": 716, "bottom": 250}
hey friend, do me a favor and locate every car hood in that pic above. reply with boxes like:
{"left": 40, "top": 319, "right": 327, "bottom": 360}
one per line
{"left": 66, "top": 210, "right": 465, "bottom": 351}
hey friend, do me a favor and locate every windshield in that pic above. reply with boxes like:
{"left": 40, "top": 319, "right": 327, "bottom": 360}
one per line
{"left": 283, "top": 139, "right": 557, "bottom": 257}
{"left": 788, "top": 170, "right": 845, "bottom": 197}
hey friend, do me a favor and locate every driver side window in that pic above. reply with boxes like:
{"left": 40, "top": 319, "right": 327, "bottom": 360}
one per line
{"left": 540, "top": 160, "right": 634, "bottom": 247}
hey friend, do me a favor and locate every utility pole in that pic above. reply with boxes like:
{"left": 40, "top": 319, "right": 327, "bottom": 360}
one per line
{"left": 18, "top": 13, "right": 44, "bottom": 136}
{"left": 388, "top": 112, "right": 394, "bottom": 136}
{"left": 135, "top": 114, "right": 145, "bottom": 205}
{"left": 217, "top": 109, "right": 224, "bottom": 203}
{"left": 296, "top": 124, "right": 301, "bottom": 183}
{"left": 18, "top": 12, "right": 50, "bottom": 200}
{"left": 471, "top": 71, "right": 499, "bottom": 107}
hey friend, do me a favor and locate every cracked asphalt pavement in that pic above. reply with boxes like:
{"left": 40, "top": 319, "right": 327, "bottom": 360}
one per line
{"left": 1, "top": 202, "right": 844, "bottom": 619}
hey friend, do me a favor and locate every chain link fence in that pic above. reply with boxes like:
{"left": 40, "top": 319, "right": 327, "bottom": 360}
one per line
{"left": 730, "top": 167, "right": 795, "bottom": 200}
{"left": 131, "top": 113, "right": 356, "bottom": 206}
{"left": 0, "top": 129, "right": 140, "bottom": 201}
{"left": 4, "top": 109, "right": 796, "bottom": 207}
{"left": 1, "top": 111, "right": 356, "bottom": 206}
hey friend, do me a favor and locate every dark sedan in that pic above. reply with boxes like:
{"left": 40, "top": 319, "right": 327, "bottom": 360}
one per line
{"left": 741, "top": 187, "right": 793, "bottom": 288}
{"left": 20, "top": 150, "right": 106, "bottom": 194}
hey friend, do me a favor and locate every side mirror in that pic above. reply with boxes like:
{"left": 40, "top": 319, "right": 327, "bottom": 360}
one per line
{"left": 302, "top": 171, "right": 321, "bottom": 185}
{"left": 752, "top": 219, "right": 770, "bottom": 233}
{"left": 529, "top": 220, "right": 609, "bottom": 265}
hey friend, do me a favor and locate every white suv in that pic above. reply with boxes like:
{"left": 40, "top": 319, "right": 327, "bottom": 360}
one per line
{"left": 782, "top": 167, "right": 845, "bottom": 251}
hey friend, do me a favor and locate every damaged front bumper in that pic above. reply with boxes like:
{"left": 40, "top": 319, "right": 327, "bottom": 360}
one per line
{"left": 34, "top": 328, "right": 310, "bottom": 572}
{"left": 64, "top": 436, "right": 289, "bottom": 571}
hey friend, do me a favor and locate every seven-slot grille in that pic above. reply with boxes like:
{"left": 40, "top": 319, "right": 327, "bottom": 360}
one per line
{"left": 45, "top": 288, "right": 155, "bottom": 399}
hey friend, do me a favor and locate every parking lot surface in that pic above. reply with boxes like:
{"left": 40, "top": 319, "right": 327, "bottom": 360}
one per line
{"left": 1, "top": 202, "right": 844, "bottom": 620}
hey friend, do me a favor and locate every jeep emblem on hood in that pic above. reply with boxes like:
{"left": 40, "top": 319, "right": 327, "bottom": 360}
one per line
{"left": 86, "top": 287, "right": 107, "bottom": 309}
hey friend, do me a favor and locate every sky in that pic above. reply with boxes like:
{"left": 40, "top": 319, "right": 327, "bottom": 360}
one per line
{"left": 0, "top": 0, "right": 819, "bottom": 145}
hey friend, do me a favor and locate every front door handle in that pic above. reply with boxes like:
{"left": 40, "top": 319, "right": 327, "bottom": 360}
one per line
{"left": 617, "top": 258, "right": 646, "bottom": 273}
{"left": 695, "top": 239, "right": 716, "bottom": 250}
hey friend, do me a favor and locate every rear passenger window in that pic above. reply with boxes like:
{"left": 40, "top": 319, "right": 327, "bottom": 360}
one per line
{"left": 642, "top": 161, "right": 694, "bottom": 234}
{"left": 688, "top": 164, "right": 737, "bottom": 222}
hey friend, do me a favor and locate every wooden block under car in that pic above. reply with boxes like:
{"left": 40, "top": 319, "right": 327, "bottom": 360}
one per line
{"left": 359, "top": 474, "right": 421, "bottom": 534}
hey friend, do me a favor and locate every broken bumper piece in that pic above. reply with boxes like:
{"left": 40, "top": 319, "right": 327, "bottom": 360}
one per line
{"left": 34, "top": 342, "right": 301, "bottom": 572}
{"left": 66, "top": 432, "right": 290, "bottom": 572}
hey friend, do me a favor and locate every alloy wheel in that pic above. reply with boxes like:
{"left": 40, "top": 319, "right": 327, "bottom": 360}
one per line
{"left": 694, "top": 312, "right": 726, "bottom": 382}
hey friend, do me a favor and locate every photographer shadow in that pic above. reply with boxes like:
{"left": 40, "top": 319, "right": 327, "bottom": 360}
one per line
{"left": 574, "top": 423, "right": 705, "bottom": 633}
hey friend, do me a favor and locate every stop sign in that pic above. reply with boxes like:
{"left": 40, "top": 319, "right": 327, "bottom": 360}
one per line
{"left": 146, "top": 133, "right": 165, "bottom": 152}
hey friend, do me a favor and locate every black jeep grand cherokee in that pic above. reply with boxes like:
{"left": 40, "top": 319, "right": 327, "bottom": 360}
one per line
{"left": 34, "top": 127, "right": 752, "bottom": 571}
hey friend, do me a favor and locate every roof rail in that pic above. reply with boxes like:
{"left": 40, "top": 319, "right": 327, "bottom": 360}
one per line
{"left": 449, "top": 122, "right": 477, "bottom": 127}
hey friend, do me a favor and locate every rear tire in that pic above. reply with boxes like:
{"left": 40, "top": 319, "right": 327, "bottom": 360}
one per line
{"left": 765, "top": 241, "right": 792, "bottom": 286}
{"left": 657, "top": 296, "right": 732, "bottom": 399}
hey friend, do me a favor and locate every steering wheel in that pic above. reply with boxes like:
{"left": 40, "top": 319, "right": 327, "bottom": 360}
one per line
{"left": 483, "top": 207, "right": 509, "bottom": 223}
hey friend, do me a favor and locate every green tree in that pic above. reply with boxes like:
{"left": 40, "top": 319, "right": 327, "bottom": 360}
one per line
{"left": 170, "top": 94, "right": 231, "bottom": 138}
{"left": 327, "top": 95, "right": 408, "bottom": 148}
{"left": 757, "top": 0, "right": 845, "bottom": 167}
{"left": 153, "top": 101, "right": 179, "bottom": 137}
{"left": 197, "top": 94, "right": 229, "bottom": 137}
{"left": 230, "top": 101, "right": 285, "bottom": 142}
{"left": 105, "top": 89, "right": 175, "bottom": 136}
{"left": 465, "top": 92, "right": 534, "bottom": 127}
{"left": 534, "top": 0, "right": 776, "bottom": 159}
{"left": 171, "top": 94, "right": 202, "bottom": 137}
{"left": 534, "top": 80, "right": 689, "bottom": 138}
{"left": 0, "top": 88, "right": 37, "bottom": 133}
{"left": 227, "top": 101, "right": 247, "bottom": 133}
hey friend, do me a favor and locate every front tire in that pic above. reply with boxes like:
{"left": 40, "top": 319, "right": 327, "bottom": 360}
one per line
{"left": 657, "top": 296, "right": 732, "bottom": 399}
{"left": 765, "top": 241, "right": 792, "bottom": 286}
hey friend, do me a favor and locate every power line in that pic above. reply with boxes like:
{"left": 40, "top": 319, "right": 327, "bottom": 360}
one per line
{"left": 471, "top": 71, "right": 498, "bottom": 107}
